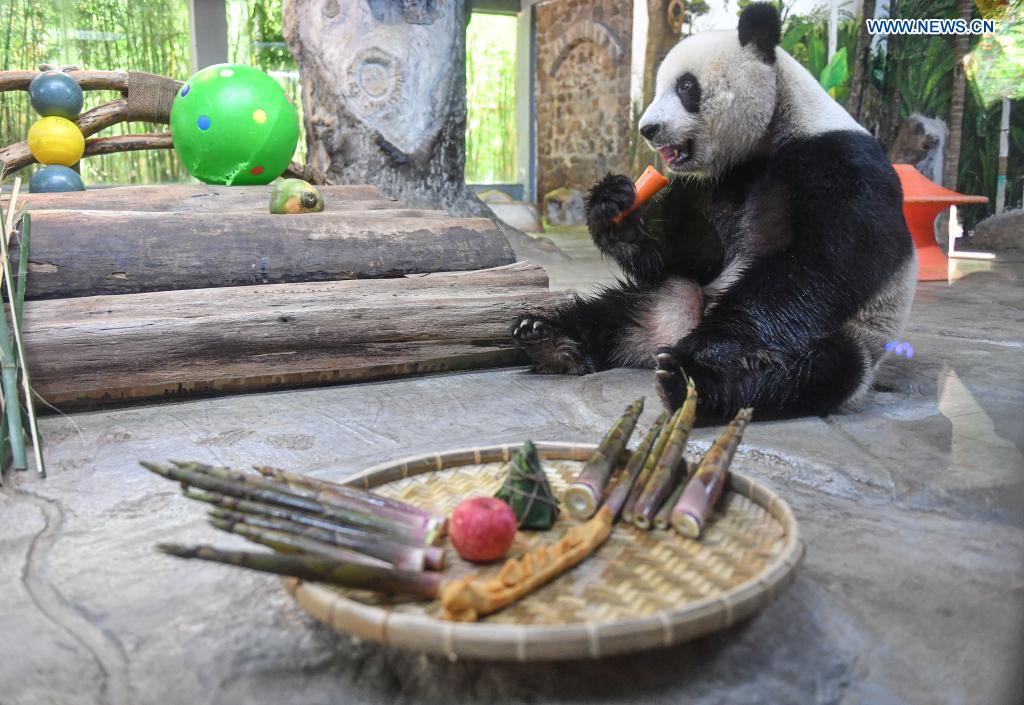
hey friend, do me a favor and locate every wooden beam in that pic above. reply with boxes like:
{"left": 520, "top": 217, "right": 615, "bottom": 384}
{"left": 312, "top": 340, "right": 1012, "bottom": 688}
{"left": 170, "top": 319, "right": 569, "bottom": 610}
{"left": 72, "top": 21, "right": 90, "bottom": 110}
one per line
{"left": 83, "top": 133, "right": 173, "bottom": 158}
{"left": 5, "top": 184, "right": 388, "bottom": 212}
{"left": 0, "top": 69, "right": 131, "bottom": 92}
{"left": 13, "top": 208, "right": 515, "bottom": 299}
{"left": 24, "top": 262, "right": 567, "bottom": 408}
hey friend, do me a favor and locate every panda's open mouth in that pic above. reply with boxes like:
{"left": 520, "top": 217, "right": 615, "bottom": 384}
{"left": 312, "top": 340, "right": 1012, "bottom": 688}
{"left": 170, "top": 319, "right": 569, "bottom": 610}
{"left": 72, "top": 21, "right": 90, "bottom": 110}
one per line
{"left": 656, "top": 139, "right": 694, "bottom": 168}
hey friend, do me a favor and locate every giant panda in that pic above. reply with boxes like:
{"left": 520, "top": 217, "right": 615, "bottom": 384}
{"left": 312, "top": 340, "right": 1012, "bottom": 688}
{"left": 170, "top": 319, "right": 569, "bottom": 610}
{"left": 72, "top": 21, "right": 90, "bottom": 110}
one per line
{"left": 512, "top": 2, "right": 916, "bottom": 420}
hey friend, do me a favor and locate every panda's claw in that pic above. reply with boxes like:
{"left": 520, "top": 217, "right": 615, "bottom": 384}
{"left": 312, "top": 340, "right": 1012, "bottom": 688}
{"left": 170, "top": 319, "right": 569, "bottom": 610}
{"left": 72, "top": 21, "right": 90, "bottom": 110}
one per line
{"left": 654, "top": 347, "right": 688, "bottom": 410}
{"left": 655, "top": 351, "right": 677, "bottom": 368}
{"left": 511, "top": 315, "right": 592, "bottom": 375}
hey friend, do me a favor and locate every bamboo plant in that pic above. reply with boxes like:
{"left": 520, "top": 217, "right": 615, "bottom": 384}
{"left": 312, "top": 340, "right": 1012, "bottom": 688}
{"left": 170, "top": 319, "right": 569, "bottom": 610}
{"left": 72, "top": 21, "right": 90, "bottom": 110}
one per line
{"left": 0, "top": 165, "right": 43, "bottom": 479}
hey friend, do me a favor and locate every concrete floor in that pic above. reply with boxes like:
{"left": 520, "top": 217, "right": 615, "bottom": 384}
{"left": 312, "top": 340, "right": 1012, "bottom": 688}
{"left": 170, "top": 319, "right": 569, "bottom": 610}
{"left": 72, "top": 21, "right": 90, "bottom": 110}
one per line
{"left": 1, "top": 237, "right": 1022, "bottom": 705}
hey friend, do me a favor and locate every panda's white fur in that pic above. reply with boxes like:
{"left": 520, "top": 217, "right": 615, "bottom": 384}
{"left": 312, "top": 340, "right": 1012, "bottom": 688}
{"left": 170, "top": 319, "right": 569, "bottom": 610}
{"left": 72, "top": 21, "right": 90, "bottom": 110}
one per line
{"left": 513, "top": 3, "right": 917, "bottom": 420}
{"left": 641, "top": 31, "right": 867, "bottom": 179}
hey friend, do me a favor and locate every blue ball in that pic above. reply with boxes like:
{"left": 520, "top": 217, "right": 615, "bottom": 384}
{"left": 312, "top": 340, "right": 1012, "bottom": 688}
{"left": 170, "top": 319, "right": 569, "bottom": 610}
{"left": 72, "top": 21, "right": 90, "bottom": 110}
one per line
{"left": 28, "top": 71, "right": 84, "bottom": 120}
{"left": 30, "top": 165, "right": 85, "bottom": 193}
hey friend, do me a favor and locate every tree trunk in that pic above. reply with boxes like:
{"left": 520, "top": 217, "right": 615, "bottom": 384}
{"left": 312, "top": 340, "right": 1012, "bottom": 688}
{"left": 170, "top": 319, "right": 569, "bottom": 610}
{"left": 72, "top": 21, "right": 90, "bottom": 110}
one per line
{"left": 282, "top": 0, "right": 485, "bottom": 217}
{"left": 630, "top": 0, "right": 683, "bottom": 175}
{"left": 845, "top": 0, "right": 876, "bottom": 123}
{"left": 943, "top": 0, "right": 974, "bottom": 189}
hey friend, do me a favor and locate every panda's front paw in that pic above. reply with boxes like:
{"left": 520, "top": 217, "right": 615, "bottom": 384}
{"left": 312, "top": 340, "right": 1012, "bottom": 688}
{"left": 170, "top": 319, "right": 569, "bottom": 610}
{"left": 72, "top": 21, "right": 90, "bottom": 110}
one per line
{"left": 654, "top": 347, "right": 688, "bottom": 410}
{"left": 586, "top": 173, "right": 638, "bottom": 248}
{"left": 511, "top": 316, "right": 594, "bottom": 375}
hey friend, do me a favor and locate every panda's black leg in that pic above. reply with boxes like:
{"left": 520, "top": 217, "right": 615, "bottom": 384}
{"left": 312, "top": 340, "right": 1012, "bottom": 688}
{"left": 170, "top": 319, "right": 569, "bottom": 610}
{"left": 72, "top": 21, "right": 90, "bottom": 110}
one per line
{"left": 511, "top": 315, "right": 594, "bottom": 375}
{"left": 656, "top": 330, "right": 868, "bottom": 419}
{"left": 512, "top": 285, "right": 654, "bottom": 375}
{"left": 586, "top": 174, "right": 664, "bottom": 286}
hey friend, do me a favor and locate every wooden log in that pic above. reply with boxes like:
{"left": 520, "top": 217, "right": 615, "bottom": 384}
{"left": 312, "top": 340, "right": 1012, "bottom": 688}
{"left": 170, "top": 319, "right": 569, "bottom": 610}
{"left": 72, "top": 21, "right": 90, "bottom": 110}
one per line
{"left": 0, "top": 69, "right": 130, "bottom": 92}
{"left": 2, "top": 184, "right": 386, "bottom": 212}
{"left": 83, "top": 133, "right": 173, "bottom": 158}
{"left": 13, "top": 208, "right": 514, "bottom": 299}
{"left": 23, "top": 262, "right": 568, "bottom": 408}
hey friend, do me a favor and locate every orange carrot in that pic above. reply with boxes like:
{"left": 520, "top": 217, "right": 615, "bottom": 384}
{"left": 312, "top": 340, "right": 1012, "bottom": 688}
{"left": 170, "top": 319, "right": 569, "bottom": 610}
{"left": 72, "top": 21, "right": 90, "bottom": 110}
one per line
{"left": 612, "top": 165, "right": 669, "bottom": 225}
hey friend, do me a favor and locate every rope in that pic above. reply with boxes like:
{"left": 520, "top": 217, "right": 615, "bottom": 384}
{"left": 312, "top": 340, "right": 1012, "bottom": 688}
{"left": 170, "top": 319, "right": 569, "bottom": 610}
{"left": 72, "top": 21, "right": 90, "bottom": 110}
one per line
{"left": 125, "top": 71, "right": 182, "bottom": 124}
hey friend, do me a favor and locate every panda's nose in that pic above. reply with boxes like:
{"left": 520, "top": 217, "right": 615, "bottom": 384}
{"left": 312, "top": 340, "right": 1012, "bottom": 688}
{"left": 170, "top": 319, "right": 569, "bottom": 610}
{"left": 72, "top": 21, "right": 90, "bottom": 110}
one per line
{"left": 640, "top": 123, "right": 661, "bottom": 140}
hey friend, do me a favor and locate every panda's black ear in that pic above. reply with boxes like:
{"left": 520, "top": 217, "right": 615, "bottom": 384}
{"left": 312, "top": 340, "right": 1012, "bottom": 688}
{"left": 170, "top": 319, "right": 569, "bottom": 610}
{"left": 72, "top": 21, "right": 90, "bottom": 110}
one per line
{"left": 738, "top": 2, "right": 781, "bottom": 63}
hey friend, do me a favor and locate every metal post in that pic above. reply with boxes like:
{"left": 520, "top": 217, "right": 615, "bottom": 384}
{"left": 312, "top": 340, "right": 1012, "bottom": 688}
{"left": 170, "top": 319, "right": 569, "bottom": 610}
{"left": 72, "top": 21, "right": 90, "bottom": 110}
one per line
{"left": 188, "top": 0, "right": 230, "bottom": 72}
{"left": 828, "top": 0, "right": 839, "bottom": 61}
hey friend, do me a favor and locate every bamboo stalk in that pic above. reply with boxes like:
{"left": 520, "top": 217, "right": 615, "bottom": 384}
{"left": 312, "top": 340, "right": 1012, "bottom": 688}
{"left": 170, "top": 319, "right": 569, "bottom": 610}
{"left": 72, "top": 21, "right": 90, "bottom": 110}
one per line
{"left": 653, "top": 463, "right": 690, "bottom": 530}
{"left": 207, "top": 508, "right": 437, "bottom": 572}
{"left": 602, "top": 411, "right": 669, "bottom": 521}
{"left": 671, "top": 408, "right": 753, "bottom": 539}
{"left": 14, "top": 209, "right": 27, "bottom": 325}
{"left": 183, "top": 488, "right": 434, "bottom": 552}
{"left": 622, "top": 408, "right": 677, "bottom": 525}
{"left": 0, "top": 205, "right": 42, "bottom": 476}
{"left": 633, "top": 379, "right": 697, "bottom": 529}
{"left": 4, "top": 176, "right": 19, "bottom": 233}
{"left": 142, "top": 462, "right": 432, "bottom": 544}
{"left": 157, "top": 544, "right": 441, "bottom": 598}
{"left": 564, "top": 397, "right": 644, "bottom": 519}
{"left": 0, "top": 186, "right": 25, "bottom": 471}
{"left": 185, "top": 461, "right": 438, "bottom": 534}
{"left": 252, "top": 464, "right": 444, "bottom": 526}
{"left": 208, "top": 515, "right": 393, "bottom": 570}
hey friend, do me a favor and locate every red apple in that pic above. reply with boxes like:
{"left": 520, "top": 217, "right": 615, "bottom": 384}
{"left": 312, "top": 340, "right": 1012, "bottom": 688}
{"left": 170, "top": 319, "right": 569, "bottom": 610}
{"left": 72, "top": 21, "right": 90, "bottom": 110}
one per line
{"left": 449, "top": 497, "right": 517, "bottom": 563}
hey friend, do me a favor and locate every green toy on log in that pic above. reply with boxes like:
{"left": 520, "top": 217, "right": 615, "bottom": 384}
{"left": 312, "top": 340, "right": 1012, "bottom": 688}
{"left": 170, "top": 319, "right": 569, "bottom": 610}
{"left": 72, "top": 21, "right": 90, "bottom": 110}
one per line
{"left": 270, "top": 178, "right": 324, "bottom": 214}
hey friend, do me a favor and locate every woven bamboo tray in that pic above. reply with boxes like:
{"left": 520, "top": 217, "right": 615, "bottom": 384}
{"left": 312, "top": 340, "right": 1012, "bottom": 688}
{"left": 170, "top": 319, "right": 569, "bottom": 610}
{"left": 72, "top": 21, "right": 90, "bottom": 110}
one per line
{"left": 284, "top": 441, "right": 803, "bottom": 661}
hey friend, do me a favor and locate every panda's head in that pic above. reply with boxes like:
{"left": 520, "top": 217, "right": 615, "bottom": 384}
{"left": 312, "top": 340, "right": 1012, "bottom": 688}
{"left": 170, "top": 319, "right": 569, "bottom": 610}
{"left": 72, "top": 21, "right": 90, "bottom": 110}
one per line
{"left": 639, "top": 3, "right": 782, "bottom": 177}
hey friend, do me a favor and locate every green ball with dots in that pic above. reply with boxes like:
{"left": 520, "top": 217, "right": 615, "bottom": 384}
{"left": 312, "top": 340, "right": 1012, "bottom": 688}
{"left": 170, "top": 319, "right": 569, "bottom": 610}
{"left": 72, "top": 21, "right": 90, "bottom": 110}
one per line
{"left": 170, "top": 64, "right": 299, "bottom": 186}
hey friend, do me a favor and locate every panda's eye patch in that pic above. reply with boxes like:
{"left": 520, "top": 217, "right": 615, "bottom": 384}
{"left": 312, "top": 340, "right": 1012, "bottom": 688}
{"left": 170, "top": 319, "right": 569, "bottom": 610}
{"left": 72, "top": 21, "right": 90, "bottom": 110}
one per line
{"left": 675, "top": 73, "right": 701, "bottom": 113}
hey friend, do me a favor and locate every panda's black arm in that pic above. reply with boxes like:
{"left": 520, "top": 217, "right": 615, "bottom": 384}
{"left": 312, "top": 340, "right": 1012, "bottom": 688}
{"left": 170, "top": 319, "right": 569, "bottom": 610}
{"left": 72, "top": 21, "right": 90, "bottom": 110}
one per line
{"left": 638, "top": 176, "right": 723, "bottom": 286}
{"left": 586, "top": 173, "right": 722, "bottom": 288}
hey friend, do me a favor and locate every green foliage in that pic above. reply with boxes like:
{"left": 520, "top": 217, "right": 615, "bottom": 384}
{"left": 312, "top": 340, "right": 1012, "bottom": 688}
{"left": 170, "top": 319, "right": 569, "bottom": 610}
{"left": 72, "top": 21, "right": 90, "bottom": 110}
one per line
{"left": 780, "top": 9, "right": 858, "bottom": 104}
{"left": 819, "top": 47, "right": 849, "bottom": 97}
{"left": 465, "top": 13, "right": 517, "bottom": 185}
{"left": 883, "top": 0, "right": 959, "bottom": 122}
{"left": 958, "top": 89, "right": 1024, "bottom": 226}
{"left": 0, "top": 0, "right": 192, "bottom": 185}
{"left": 965, "top": 3, "right": 1024, "bottom": 104}
{"left": 875, "top": 0, "right": 1023, "bottom": 220}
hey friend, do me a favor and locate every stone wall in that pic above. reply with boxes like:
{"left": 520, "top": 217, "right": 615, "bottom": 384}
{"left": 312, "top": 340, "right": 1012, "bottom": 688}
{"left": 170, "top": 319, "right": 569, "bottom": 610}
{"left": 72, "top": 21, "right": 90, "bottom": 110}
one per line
{"left": 535, "top": 0, "right": 633, "bottom": 207}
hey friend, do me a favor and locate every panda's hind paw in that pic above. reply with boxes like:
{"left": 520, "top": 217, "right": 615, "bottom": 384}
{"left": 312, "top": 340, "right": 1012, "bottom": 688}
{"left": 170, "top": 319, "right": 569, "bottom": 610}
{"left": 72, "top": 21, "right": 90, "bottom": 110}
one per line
{"left": 654, "top": 347, "right": 688, "bottom": 410}
{"left": 511, "top": 316, "right": 593, "bottom": 375}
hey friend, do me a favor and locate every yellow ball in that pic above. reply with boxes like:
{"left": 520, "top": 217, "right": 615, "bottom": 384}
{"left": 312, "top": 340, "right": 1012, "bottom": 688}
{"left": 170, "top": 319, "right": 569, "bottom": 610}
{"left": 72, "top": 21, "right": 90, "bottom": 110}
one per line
{"left": 28, "top": 116, "right": 85, "bottom": 166}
